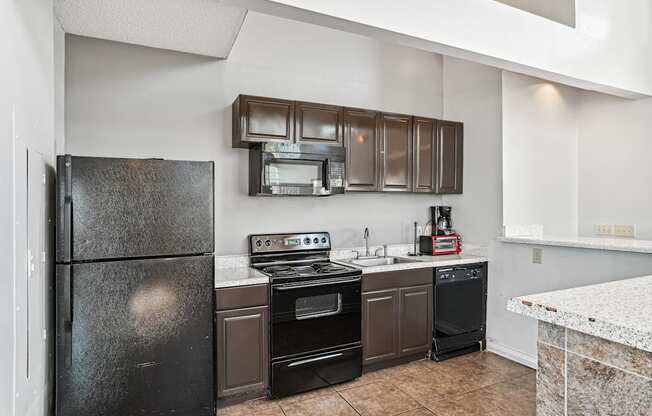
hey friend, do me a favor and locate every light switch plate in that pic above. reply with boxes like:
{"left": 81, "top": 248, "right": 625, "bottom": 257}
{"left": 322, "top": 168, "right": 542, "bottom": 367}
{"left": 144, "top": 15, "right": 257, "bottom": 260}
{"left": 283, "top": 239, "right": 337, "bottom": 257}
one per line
{"left": 613, "top": 225, "right": 636, "bottom": 238}
{"left": 594, "top": 224, "right": 612, "bottom": 236}
{"left": 532, "top": 248, "right": 543, "bottom": 264}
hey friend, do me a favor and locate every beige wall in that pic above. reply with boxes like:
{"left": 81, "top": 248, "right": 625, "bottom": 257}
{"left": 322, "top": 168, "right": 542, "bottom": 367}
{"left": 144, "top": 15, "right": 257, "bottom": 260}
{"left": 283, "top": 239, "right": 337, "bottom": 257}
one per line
{"left": 65, "top": 12, "right": 447, "bottom": 255}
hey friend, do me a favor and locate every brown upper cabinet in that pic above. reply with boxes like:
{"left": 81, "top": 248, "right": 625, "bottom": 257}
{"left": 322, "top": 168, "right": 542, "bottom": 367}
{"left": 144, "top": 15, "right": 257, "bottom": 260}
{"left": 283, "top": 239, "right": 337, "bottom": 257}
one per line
{"left": 379, "top": 113, "right": 413, "bottom": 192}
{"left": 233, "top": 95, "right": 295, "bottom": 148}
{"left": 232, "top": 94, "right": 463, "bottom": 194}
{"left": 344, "top": 108, "right": 379, "bottom": 191}
{"left": 435, "top": 120, "right": 464, "bottom": 194}
{"left": 295, "top": 101, "right": 344, "bottom": 146}
{"left": 232, "top": 95, "right": 344, "bottom": 148}
{"left": 412, "top": 117, "right": 437, "bottom": 193}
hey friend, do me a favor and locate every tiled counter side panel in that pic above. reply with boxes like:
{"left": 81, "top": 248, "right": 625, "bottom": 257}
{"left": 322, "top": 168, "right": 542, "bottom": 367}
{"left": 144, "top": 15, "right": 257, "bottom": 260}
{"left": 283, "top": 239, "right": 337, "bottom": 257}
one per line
{"left": 567, "top": 353, "right": 652, "bottom": 416}
{"left": 536, "top": 342, "right": 565, "bottom": 416}
{"left": 537, "top": 322, "right": 652, "bottom": 416}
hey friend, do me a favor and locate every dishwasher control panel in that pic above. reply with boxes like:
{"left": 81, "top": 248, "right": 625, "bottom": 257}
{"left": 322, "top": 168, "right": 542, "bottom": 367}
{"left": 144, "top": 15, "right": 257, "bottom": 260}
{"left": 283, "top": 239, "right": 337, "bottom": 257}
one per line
{"left": 435, "top": 265, "right": 483, "bottom": 283}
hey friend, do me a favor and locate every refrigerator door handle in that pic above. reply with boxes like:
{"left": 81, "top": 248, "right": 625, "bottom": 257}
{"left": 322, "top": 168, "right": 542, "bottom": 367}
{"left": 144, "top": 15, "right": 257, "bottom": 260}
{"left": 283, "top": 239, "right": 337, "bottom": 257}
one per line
{"left": 61, "top": 265, "right": 73, "bottom": 368}
{"left": 56, "top": 155, "right": 73, "bottom": 262}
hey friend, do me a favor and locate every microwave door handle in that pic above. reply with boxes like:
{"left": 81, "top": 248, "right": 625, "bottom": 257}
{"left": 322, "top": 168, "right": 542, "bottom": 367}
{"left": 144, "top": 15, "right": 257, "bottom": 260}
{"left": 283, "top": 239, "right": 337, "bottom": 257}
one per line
{"left": 323, "top": 158, "right": 330, "bottom": 193}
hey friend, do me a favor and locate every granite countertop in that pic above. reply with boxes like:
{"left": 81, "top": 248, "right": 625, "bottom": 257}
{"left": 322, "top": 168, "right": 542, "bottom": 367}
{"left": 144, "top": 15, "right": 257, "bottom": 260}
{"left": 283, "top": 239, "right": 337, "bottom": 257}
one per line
{"left": 214, "top": 243, "right": 489, "bottom": 287}
{"left": 498, "top": 235, "right": 652, "bottom": 254}
{"left": 334, "top": 253, "right": 487, "bottom": 274}
{"left": 214, "top": 267, "right": 268, "bottom": 288}
{"left": 507, "top": 275, "right": 652, "bottom": 352}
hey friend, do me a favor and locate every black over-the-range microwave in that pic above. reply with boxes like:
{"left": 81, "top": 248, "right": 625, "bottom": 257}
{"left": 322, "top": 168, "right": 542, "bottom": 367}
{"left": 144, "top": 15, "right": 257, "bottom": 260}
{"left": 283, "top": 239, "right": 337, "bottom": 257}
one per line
{"left": 248, "top": 143, "right": 346, "bottom": 196}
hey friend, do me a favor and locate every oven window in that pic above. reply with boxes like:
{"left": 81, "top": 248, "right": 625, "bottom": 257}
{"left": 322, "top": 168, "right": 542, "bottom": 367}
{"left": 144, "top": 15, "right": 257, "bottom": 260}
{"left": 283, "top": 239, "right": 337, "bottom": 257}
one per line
{"left": 266, "top": 160, "right": 322, "bottom": 186}
{"left": 295, "top": 293, "right": 342, "bottom": 320}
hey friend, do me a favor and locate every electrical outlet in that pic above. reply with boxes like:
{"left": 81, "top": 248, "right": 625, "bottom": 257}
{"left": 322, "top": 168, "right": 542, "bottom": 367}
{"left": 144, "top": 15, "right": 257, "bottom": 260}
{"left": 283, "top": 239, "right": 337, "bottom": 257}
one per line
{"left": 594, "top": 224, "right": 612, "bottom": 236}
{"left": 613, "top": 224, "right": 636, "bottom": 238}
{"left": 416, "top": 226, "right": 424, "bottom": 236}
{"left": 532, "top": 248, "right": 543, "bottom": 264}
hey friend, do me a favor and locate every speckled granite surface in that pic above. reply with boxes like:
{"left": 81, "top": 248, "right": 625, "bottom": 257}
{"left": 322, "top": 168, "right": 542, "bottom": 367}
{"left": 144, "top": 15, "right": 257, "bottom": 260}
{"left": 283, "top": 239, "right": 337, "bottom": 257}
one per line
{"left": 335, "top": 253, "right": 487, "bottom": 274}
{"left": 214, "top": 243, "right": 488, "bottom": 287}
{"left": 508, "top": 275, "right": 652, "bottom": 352}
{"left": 214, "top": 267, "right": 268, "bottom": 288}
{"left": 498, "top": 235, "right": 652, "bottom": 254}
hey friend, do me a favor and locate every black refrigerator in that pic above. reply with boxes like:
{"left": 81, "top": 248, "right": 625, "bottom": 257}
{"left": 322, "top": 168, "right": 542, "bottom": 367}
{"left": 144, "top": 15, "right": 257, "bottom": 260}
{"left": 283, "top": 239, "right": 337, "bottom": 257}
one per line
{"left": 55, "top": 155, "right": 215, "bottom": 416}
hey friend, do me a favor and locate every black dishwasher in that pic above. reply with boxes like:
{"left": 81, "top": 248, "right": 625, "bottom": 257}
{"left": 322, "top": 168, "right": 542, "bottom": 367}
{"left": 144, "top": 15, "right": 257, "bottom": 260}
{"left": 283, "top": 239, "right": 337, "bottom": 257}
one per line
{"left": 432, "top": 263, "right": 487, "bottom": 361}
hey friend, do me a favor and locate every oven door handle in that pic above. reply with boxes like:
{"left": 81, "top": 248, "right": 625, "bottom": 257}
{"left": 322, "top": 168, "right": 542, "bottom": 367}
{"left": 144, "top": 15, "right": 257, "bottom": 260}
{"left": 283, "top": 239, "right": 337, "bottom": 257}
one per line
{"left": 287, "top": 352, "right": 343, "bottom": 368}
{"left": 273, "top": 276, "right": 361, "bottom": 291}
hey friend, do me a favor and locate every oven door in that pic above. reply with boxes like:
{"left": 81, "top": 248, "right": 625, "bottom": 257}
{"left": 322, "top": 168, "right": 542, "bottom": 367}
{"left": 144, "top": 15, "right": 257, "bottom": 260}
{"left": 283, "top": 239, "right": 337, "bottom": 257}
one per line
{"left": 271, "top": 276, "right": 361, "bottom": 360}
{"left": 262, "top": 153, "right": 331, "bottom": 196}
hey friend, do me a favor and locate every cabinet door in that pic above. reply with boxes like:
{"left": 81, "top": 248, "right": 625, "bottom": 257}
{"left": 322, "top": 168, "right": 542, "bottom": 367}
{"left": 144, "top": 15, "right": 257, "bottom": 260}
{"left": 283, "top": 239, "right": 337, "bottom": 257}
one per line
{"left": 362, "top": 289, "right": 399, "bottom": 365}
{"left": 233, "top": 95, "right": 294, "bottom": 147}
{"left": 380, "top": 113, "right": 413, "bottom": 192}
{"left": 435, "top": 120, "right": 463, "bottom": 194}
{"left": 344, "top": 108, "right": 379, "bottom": 191}
{"left": 399, "top": 285, "right": 433, "bottom": 357}
{"left": 295, "top": 101, "right": 343, "bottom": 146}
{"left": 412, "top": 117, "right": 437, "bottom": 193}
{"left": 216, "top": 306, "right": 269, "bottom": 397}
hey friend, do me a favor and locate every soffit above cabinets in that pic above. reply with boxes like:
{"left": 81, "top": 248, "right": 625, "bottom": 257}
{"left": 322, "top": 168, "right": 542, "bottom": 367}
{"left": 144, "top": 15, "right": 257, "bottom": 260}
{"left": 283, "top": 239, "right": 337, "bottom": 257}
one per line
{"left": 54, "top": 0, "right": 247, "bottom": 58}
{"left": 493, "top": 0, "right": 575, "bottom": 27}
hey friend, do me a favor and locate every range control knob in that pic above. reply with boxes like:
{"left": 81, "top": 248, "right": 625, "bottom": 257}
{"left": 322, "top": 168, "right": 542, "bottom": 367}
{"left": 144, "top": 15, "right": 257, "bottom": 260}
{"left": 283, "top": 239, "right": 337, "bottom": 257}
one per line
{"left": 255, "top": 240, "right": 263, "bottom": 248}
{"left": 264, "top": 240, "right": 272, "bottom": 247}
{"left": 321, "top": 237, "right": 327, "bottom": 244}
{"left": 304, "top": 237, "right": 311, "bottom": 245}
{"left": 472, "top": 269, "right": 479, "bottom": 278}
{"left": 313, "top": 238, "right": 319, "bottom": 244}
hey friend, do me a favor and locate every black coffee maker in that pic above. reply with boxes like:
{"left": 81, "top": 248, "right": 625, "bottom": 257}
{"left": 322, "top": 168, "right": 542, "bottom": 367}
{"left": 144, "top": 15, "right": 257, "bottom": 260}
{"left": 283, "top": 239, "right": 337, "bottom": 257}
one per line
{"left": 432, "top": 206, "right": 454, "bottom": 236}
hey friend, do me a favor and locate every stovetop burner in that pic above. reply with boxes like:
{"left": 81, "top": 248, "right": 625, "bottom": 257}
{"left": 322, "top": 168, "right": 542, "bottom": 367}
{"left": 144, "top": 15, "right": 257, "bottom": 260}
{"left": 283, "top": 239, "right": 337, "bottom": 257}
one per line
{"left": 259, "top": 260, "right": 358, "bottom": 282}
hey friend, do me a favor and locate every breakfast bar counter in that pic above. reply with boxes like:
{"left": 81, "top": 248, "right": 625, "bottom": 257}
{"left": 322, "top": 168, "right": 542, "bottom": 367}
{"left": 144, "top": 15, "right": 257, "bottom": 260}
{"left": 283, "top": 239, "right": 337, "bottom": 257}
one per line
{"left": 508, "top": 276, "right": 652, "bottom": 415}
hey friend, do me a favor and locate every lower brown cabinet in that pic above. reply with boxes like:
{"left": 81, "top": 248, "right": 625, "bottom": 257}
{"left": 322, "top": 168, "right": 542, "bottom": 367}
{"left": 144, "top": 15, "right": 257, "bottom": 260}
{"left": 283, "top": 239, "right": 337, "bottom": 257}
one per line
{"left": 362, "top": 269, "right": 433, "bottom": 367}
{"left": 398, "top": 285, "right": 433, "bottom": 356}
{"left": 215, "top": 284, "right": 269, "bottom": 398}
{"left": 362, "top": 289, "right": 400, "bottom": 365}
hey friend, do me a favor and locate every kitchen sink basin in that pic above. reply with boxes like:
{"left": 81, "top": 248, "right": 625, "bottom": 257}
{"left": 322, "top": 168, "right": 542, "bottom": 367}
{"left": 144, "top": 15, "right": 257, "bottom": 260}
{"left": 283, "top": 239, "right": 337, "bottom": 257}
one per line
{"left": 343, "top": 256, "right": 420, "bottom": 267}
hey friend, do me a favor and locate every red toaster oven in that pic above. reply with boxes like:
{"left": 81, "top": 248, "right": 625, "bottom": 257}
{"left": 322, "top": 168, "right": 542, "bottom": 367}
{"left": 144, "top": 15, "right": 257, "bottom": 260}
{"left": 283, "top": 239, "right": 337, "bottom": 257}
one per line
{"left": 419, "top": 234, "right": 462, "bottom": 255}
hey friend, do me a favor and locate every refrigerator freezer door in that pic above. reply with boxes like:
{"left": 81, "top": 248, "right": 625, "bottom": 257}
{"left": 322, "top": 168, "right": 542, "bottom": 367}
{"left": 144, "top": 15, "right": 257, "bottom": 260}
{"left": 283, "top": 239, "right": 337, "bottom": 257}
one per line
{"left": 57, "top": 156, "right": 214, "bottom": 262}
{"left": 55, "top": 255, "right": 215, "bottom": 416}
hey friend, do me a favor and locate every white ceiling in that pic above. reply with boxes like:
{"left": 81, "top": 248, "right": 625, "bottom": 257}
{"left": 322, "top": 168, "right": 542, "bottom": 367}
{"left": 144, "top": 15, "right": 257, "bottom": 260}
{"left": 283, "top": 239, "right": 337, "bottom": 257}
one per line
{"left": 54, "top": 0, "right": 247, "bottom": 58}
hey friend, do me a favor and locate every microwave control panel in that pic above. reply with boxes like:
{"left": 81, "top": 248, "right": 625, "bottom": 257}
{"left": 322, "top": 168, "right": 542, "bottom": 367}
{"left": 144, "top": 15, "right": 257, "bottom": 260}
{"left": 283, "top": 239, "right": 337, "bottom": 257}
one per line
{"left": 329, "top": 161, "right": 345, "bottom": 189}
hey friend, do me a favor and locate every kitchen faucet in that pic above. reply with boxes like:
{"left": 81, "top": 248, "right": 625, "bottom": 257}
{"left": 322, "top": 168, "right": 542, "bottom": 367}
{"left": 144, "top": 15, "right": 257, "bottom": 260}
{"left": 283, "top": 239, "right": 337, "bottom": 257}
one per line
{"left": 363, "top": 227, "right": 370, "bottom": 257}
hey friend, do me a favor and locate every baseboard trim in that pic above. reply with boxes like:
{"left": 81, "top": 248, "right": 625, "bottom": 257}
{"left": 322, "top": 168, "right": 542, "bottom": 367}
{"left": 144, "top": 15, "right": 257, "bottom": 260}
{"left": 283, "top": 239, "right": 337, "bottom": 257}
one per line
{"left": 486, "top": 341, "right": 537, "bottom": 369}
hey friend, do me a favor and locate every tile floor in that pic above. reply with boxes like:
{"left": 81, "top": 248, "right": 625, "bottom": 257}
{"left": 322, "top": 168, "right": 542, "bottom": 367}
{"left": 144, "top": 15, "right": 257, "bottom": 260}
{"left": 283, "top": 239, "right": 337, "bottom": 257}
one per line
{"left": 218, "top": 352, "right": 535, "bottom": 416}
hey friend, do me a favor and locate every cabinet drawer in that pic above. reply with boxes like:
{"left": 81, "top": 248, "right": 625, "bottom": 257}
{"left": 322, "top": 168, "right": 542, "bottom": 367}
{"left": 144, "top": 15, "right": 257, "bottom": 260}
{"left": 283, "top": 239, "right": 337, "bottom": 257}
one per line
{"left": 216, "top": 284, "right": 268, "bottom": 311}
{"left": 362, "top": 268, "right": 432, "bottom": 292}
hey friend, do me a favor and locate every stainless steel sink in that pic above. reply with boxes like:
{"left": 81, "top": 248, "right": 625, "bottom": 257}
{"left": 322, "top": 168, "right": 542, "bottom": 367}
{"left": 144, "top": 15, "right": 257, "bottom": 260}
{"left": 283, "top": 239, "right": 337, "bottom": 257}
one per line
{"left": 341, "top": 256, "right": 419, "bottom": 267}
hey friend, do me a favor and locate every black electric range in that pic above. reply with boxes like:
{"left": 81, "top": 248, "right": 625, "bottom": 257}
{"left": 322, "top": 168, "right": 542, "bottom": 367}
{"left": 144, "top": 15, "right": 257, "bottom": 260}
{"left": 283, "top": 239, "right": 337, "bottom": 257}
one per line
{"left": 249, "top": 232, "right": 362, "bottom": 398}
